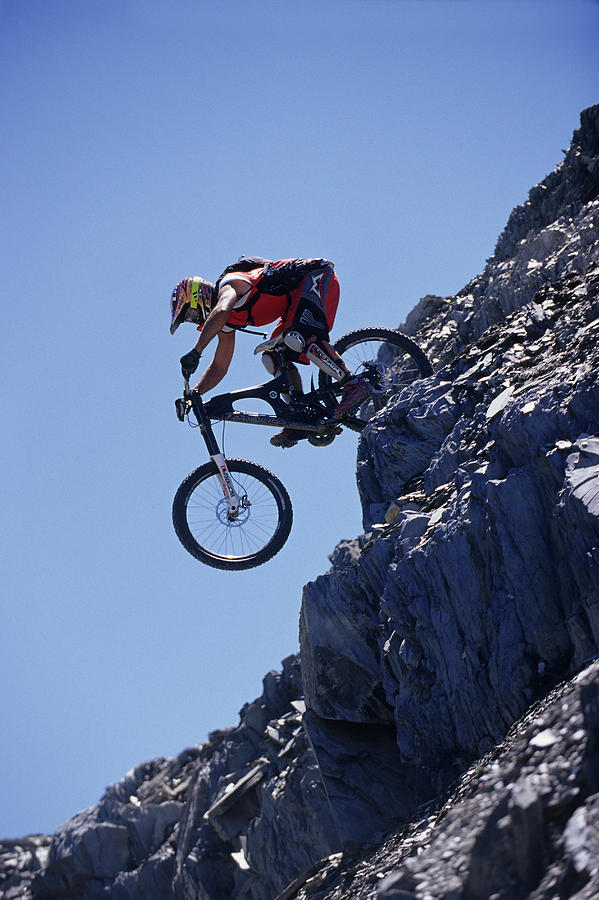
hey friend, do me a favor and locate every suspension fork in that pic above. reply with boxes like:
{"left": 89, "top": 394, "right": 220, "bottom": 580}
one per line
{"left": 187, "top": 381, "right": 242, "bottom": 517}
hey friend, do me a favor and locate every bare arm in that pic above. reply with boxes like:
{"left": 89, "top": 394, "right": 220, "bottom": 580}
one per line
{"left": 193, "top": 282, "right": 246, "bottom": 354}
{"left": 192, "top": 330, "right": 236, "bottom": 394}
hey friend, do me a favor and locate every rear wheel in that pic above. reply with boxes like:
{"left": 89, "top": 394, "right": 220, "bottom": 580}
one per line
{"left": 319, "top": 327, "right": 433, "bottom": 426}
{"left": 173, "top": 459, "right": 293, "bottom": 570}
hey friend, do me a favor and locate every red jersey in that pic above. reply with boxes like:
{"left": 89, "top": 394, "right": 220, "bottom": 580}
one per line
{"left": 222, "top": 267, "right": 291, "bottom": 329}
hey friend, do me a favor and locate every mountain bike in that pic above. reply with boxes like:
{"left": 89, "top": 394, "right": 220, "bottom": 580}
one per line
{"left": 172, "top": 328, "right": 432, "bottom": 571}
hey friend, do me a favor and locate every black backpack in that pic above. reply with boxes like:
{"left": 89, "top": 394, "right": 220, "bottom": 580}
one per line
{"left": 213, "top": 256, "right": 333, "bottom": 325}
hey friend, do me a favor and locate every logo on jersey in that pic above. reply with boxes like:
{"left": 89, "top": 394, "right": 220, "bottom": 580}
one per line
{"left": 299, "top": 309, "right": 326, "bottom": 331}
{"left": 308, "top": 272, "right": 325, "bottom": 297}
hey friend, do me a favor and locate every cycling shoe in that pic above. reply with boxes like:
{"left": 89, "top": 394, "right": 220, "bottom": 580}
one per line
{"left": 270, "top": 428, "right": 311, "bottom": 448}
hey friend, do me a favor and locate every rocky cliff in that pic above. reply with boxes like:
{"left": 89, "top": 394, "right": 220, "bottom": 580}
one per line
{"left": 2, "top": 104, "right": 599, "bottom": 900}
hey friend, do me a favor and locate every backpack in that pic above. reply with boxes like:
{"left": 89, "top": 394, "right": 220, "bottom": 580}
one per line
{"left": 213, "top": 256, "right": 269, "bottom": 304}
{"left": 214, "top": 256, "right": 334, "bottom": 326}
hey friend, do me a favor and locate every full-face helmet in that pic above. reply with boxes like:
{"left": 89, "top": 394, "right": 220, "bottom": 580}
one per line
{"left": 169, "top": 277, "right": 214, "bottom": 334}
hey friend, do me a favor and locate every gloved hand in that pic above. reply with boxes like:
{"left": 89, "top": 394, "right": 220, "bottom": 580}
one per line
{"left": 180, "top": 348, "right": 201, "bottom": 378}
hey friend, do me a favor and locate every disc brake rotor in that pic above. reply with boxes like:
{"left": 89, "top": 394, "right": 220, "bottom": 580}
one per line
{"left": 216, "top": 497, "right": 251, "bottom": 527}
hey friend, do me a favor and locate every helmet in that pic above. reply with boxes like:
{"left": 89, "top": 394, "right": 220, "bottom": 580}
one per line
{"left": 169, "top": 277, "right": 214, "bottom": 334}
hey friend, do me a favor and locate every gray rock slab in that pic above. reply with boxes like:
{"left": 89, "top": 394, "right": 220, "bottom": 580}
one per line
{"left": 302, "top": 710, "right": 447, "bottom": 846}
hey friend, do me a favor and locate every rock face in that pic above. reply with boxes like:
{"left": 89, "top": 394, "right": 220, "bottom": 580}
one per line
{"left": 301, "top": 105, "right": 599, "bottom": 779}
{"left": 0, "top": 836, "right": 50, "bottom": 899}
{"left": 322, "top": 266, "right": 599, "bottom": 771}
{"left": 2, "top": 105, "right": 599, "bottom": 900}
{"left": 288, "top": 660, "right": 599, "bottom": 900}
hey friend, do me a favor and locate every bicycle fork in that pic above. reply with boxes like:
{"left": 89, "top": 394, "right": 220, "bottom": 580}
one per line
{"left": 210, "top": 452, "right": 242, "bottom": 518}
{"left": 187, "top": 383, "right": 243, "bottom": 519}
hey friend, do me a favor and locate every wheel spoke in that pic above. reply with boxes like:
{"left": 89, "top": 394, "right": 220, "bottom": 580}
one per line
{"left": 183, "top": 469, "right": 282, "bottom": 560}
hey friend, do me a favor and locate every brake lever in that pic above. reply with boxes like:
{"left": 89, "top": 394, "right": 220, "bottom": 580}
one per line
{"left": 175, "top": 377, "right": 193, "bottom": 422}
{"left": 175, "top": 398, "right": 188, "bottom": 422}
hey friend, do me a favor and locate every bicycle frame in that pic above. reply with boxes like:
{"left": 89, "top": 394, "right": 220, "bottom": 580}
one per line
{"left": 200, "top": 348, "right": 338, "bottom": 435}
{"left": 181, "top": 343, "right": 368, "bottom": 512}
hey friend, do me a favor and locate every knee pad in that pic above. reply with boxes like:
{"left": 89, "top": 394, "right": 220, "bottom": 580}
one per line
{"left": 261, "top": 350, "right": 278, "bottom": 375}
{"left": 283, "top": 331, "right": 306, "bottom": 353}
{"left": 306, "top": 342, "right": 345, "bottom": 382}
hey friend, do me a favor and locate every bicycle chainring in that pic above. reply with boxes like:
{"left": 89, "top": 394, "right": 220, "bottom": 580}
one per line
{"left": 307, "top": 428, "right": 341, "bottom": 447}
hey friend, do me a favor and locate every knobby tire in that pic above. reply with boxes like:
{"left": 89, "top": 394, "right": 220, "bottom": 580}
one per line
{"left": 173, "top": 458, "right": 293, "bottom": 571}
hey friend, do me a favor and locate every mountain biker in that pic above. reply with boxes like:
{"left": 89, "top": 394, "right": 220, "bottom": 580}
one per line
{"left": 170, "top": 258, "right": 372, "bottom": 448}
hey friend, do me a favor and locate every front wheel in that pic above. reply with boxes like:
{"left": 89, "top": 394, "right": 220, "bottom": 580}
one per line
{"left": 319, "top": 327, "right": 433, "bottom": 425}
{"left": 173, "top": 459, "right": 293, "bottom": 570}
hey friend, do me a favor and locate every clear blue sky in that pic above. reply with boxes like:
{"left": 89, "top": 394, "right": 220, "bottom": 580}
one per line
{"left": 2, "top": 0, "right": 597, "bottom": 839}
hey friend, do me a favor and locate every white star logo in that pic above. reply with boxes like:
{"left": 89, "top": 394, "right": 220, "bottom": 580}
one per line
{"left": 309, "top": 272, "right": 325, "bottom": 297}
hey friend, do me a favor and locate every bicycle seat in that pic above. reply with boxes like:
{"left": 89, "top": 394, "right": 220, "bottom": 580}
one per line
{"left": 253, "top": 336, "right": 283, "bottom": 355}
